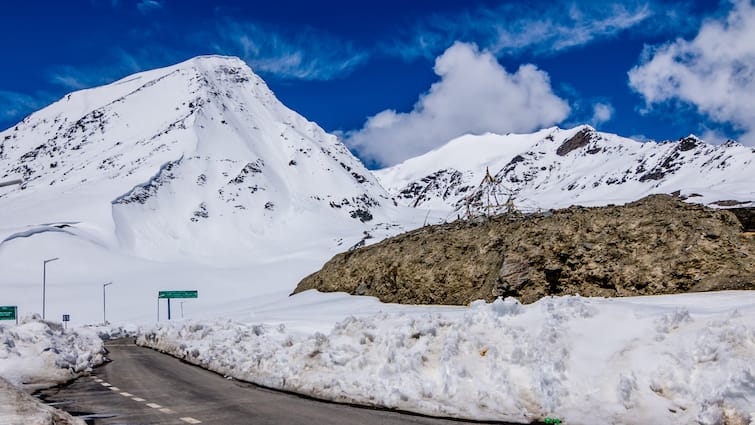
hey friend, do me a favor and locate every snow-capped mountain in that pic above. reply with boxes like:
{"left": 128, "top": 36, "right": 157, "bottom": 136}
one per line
{"left": 376, "top": 126, "right": 755, "bottom": 215}
{"left": 0, "top": 56, "right": 393, "bottom": 262}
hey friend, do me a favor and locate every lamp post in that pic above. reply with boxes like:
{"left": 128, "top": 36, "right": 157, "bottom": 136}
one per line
{"left": 42, "top": 257, "right": 59, "bottom": 320}
{"left": 103, "top": 282, "right": 113, "bottom": 324}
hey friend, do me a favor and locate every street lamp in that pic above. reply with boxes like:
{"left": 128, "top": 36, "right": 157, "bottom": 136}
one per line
{"left": 103, "top": 282, "right": 113, "bottom": 324}
{"left": 42, "top": 257, "right": 59, "bottom": 320}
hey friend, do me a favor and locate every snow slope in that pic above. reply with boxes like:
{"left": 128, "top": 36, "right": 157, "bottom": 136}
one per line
{"left": 376, "top": 126, "right": 755, "bottom": 215}
{"left": 0, "top": 55, "right": 394, "bottom": 263}
{"left": 138, "top": 291, "right": 755, "bottom": 425}
{"left": 0, "top": 55, "right": 434, "bottom": 325}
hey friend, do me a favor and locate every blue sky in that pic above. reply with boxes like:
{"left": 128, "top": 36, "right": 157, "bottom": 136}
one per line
{"left": 2, "top": 0, "right": 753, "bottom": 167}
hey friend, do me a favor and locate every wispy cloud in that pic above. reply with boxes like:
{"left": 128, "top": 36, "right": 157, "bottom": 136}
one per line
{"left": 91, "top": 0, "right": 164, "bottom": 14}
{"left": 381, "top": 1, "right": 690, "bottom": 61}
{"left": 590, "top": 102, "right": 615, "bottom": 127}
{"left": 48, "top": 48, "right": 179, "bottom": 90}
{"left": 136, "top": 0, "right": 163, "bottom": 15}
{"left": 210, "top": 21, "right": 369, "bottom": 80}
{"left": 0, "top": 90, "right": 52, "bottom": 127}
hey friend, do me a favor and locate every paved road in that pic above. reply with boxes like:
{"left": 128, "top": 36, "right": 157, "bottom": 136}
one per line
{"left": 36, "top": 339, "right": 515, "bottom": 425}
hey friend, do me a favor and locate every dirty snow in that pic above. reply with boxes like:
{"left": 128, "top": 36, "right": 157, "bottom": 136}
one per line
{"left": 0, "top": 377, "right": 84, "bottom": 425}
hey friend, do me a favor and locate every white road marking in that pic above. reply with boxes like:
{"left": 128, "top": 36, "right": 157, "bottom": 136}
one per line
{"left": 93, "top": 378, "right": 102, "bottom": 382}
{"left": 119, "top": 392, "right": 133, "bottom": 397}
{"left": 146, "top": 403, "right": 162, "bottom": 409}
{"left": 109, "top": 387, "right": 120, "bottom": 391}
{"left": 180, "top": 418, "right": 202, "bottom": 424}
{"left": 100, "top": 383, "right": 111, "bottom": 387}
{"left": 159, "top": 408, "right": 175, "bottom": 414}
{"left": 131, "top": 397, "right": 145, "bottom": 402}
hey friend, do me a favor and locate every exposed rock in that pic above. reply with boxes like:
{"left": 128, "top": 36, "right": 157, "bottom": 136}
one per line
{"left": 294, "top": 195, "right": 755, "bottom": 305}
{"left": 556, "top": 128, "right": 594, "bottom": 156}
{"left": 729, "top": 207, "right": 755, "bottom": 232}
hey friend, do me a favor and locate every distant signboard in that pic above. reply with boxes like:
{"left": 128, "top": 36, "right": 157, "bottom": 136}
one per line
{"left": 0, "top": 179, "right": 22, "bottom": 188}
{"left": 62, "top": 314, "right": 70, "bottom": 322}
{"left": 0, "top": 306, "right": 17, "bottom": 321}
{"left": 158, "top": 290, "right": 198, "bottom": 299}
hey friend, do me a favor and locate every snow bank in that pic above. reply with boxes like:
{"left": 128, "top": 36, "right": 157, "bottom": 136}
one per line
{"left": 0, "top": 318, "right": 104, "bottom": 389}
{"left": 0, "top": 377, "right": 84, "bottom": 425}
{"left": 137, "top": 293, "right": 755, "bottom": 424}
{"left": 0, "top": 319, "right": 104, "bottom": 425}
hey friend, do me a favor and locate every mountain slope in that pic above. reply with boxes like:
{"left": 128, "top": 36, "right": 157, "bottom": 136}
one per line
{"left": 376, "top": 126, "right": 755, "bottom": 215}
{"left": 0, "top": 56, "right": 393, "bottom": 263}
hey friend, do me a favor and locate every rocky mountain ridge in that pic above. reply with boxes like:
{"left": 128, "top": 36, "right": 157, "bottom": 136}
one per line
{"left": 376, "top": 126, "right": 755, "bottom": 216}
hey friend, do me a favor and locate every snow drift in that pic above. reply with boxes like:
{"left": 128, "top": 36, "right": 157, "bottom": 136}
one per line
{"left": 137, "top": 292, "right": 755, "bottom": 425}
{"left": 0, "top": 320, "right": 104, "bottom": 425}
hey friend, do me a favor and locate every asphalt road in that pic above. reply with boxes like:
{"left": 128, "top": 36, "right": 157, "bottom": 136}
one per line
{"left": 36, "top": 339, "right": 517, "bottom": 425}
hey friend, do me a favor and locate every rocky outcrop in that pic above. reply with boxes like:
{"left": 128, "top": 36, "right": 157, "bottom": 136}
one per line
{"left": 294, "top": 195, "right": 755, "bottom": 305}
{"left": 556, "top": 127, "right": 594, "bottom": 156}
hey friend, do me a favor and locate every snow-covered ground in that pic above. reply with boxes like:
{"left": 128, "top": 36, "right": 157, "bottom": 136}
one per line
{"left": 0, "top": 319, "right": 104, "bottom": 389}
{"left": 0, "top": 319, "right": 104, "bottom": 425}
{"left": 137, "top": 291, "right": 755, "bottom": 425}
{"left": 0, "top": 377, "right": 84, "bottom": 425}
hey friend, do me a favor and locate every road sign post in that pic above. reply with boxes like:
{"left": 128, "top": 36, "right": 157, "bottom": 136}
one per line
{"left": 157, "top": 291, "right": 198, "bottom": 321}
{"left": 62, "top": 314, "right": 70, "bottom": 329}
{"left": 0, "top": 306, "right": 18, "bottom": 325}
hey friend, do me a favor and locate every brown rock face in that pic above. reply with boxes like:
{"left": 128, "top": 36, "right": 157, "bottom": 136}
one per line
{"left": 293, "top": 195, "right": 755, "bottom": 305}
{"left": 556, "top": 128, "right": 594, "bottom": 156}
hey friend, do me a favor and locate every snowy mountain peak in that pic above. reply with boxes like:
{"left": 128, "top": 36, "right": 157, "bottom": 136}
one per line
{"left": 0, "top": 56, "right": 391, "bottom": 262}
{"left": 376, "top": 126, "right": 755, "bottom": 214}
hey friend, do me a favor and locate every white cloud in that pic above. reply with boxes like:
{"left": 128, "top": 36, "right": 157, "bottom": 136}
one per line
{"left": 382, "top": 1, "right": 679, "bottom": 61}
{"left": 590, "top": 102, "right": 615, "bottom": 126}
{"left": 345, "top": 42, "right": 570, "bottom": 167}
{"left": 213, "top": 21, "right": 368, "bottom": 80}
{"left": 629, "top": 0, "right": 755, "bottom": 145}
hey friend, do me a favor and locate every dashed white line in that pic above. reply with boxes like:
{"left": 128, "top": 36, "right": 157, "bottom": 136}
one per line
{"left": 159, "top": 408, "right": 175, "bottom": 414}
{"left": 131, "top": 397, "right": 145, "bottom": 402}
{"left": 93, "top": 378, "right": 102, "bottom": 382}
{"left": 119, "top": 392, "right": 133, "bottom": 397}
{"left": 146, "top": 403, "right": 162, "bottom": 409}
{"left": 100, "top": 383, "right": 111, "bottom": 387}
{"left": 109, "top": 387, "right": 121, "bottom": 391}
{"left": 180, "top": 418, "right": 202, "bottom": 424}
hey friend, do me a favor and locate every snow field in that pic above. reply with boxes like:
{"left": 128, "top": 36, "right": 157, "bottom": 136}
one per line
{"left": 137, "top": 292, "right": 755, "bottom": 424}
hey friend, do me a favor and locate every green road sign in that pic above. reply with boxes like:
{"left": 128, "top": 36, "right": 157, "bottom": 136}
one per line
{"left": 0, "top": 306, "right": 17, "bottom": 321}
{"left": 158, "top": 290, "right": 198, "bottom": 299}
